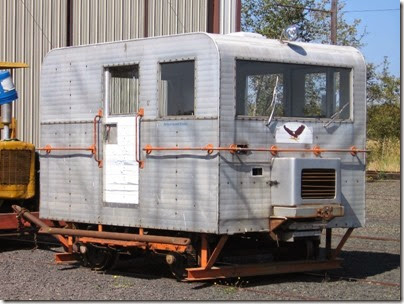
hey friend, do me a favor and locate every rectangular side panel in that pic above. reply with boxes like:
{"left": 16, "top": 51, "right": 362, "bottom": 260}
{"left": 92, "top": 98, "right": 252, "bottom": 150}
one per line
{"left": 136, "top": 119, "right": 219, "bottom": 233}
{"left": 39, "top": 122, "right": 101, "bottom": 221}
{"left": 39, "top": 34, "right": 220, "bottom": 233}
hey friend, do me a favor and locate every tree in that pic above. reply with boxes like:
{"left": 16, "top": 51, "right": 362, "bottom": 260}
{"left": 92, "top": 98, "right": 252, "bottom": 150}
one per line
{"left": 367, "top": 104, "right": 400, "bottom": 140}
{"left": 367, "top": 57, "right": 400, "bottom": 106}
{"left": 242, "top": 0, "right": 400, "bottom": 142}
{"left": 242, "top": 0, "right": 366, "bottom": 47}
{"left": 366, "top": 57, "right": 400, "bottom": 140}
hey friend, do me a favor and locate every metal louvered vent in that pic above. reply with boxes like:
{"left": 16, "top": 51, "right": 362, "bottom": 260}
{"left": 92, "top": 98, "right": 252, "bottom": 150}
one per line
{"left": 301, "top": 169, "right": 336, "bottom": 199}
{"left": 0, "top": 150, "right": 31, "bottom": 185}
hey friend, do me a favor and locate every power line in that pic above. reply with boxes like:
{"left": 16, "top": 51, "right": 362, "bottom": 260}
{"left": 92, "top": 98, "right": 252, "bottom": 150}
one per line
{"left": 167, "top": 0, "right": 186, "bottom": 33}
{"left": 19, "top": 0, "right": 53, "bottom": 49}
{"left": 272, "top": 3, "right": 331, "bottom": 13}
{"left": 343, "top": 8, "right": 399, "bottom": 13}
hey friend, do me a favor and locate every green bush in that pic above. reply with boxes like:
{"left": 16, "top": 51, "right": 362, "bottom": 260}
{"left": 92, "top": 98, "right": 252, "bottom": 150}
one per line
{"left": 367, "top": 104, "right": 400, "bottom": 140}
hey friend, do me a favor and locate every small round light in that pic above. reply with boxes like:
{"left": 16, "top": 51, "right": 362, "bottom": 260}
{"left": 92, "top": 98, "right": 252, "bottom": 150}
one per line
{"left": 284, "top": 24, "right": 299, "bottom": 41}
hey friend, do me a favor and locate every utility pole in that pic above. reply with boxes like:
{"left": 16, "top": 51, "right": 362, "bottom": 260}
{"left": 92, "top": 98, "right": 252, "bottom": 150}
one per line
{"left": 330, "top": 0, "right": 338, "bottom": 44}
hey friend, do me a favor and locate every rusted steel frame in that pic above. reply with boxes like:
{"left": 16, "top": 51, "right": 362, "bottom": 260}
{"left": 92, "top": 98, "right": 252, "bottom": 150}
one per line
{"left": 200, "top": 234, "right": 208, "bottom": 268}
{"left": 11, "top": 205, "right": 70, "bottom": 249}
{"left": 55, "top": 252, "right": 77, "bottom": 263}
{"left": 135, "top": 108, "right": 144, "bottom": 168}
{"left": 38, "top": 227, "right": 191, "bottom": 246}
{"left": 36, "top": 110, "right": 104, "bottom": 168}
{"left": 0, "top": 212, "right": 34, "bottom": 230}
{"left": 186, "top": 258, "right": 342, "bottom": 281}
{"left": 80, "top": 236, "right": 144, "bottom": 247}
{"left": 0, "top": 212, "right": 65, "bottom": 230}
{"left": 205, "top": 235, "right": 229, "bottom": 270}
{"left": 269, "top": 217, "right": 287, "bottom": 232}
{"left": 331, "top": 228, "right": 354, "bottom": 260}
{"left": 144, "top": 144, "right": 368, "bottom": 157}
{"left": 78, "top": 236, "right": 188, "bottom": 253}
{"left": 325, "top": 228, "right": 332, "bottom": 259}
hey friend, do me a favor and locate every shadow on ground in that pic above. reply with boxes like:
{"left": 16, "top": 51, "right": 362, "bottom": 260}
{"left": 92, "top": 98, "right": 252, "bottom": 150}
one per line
{"left": 102, "top": 249, "right": 400, "bottom": 287}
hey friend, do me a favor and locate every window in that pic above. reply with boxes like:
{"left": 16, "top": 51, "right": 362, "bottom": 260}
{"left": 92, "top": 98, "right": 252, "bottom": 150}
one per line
{"left": 107, "top": 65, "right": 139, "bottom": 115}
{"left": 236, "top": 60, "right": 351, "bottom": 119}
{"left": 160, "top": 61, "right": 195, "bottom": 116}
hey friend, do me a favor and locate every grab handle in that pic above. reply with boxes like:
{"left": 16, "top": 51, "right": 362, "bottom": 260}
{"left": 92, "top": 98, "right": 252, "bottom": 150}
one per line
{"left": 135, "top": 108, "right": 144, "bottom": 169}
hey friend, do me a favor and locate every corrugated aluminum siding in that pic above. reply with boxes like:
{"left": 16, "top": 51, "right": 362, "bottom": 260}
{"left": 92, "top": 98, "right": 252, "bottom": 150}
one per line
{"left": 72, "top": 0, "right": 145, "bottom": 45}
{"left": 148, "top": 0, "right": 208, "bottom": 36}
{"left": 0, "top": 0, "right": 67, "bottom": 146}
{"left": 220, "top": 0, "right": 238, "bottom": 34}
{"left": 1, "top": 0, "right": 224, "bottom": 146}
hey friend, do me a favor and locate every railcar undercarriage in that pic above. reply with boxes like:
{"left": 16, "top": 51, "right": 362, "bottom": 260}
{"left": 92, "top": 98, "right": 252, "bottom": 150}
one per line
{"left": 12, "top": 204, "right": 353, "bottom": 281}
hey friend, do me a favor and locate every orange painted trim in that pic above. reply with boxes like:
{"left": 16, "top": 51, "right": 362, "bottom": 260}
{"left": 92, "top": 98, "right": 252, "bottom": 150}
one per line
{"left": 143, "top": 144, "right": 369, "bottom": 157}
{"left": 136, "top": 108, "right": 145, "bottom": 168}
{"left": 200, "top": 234, "right": 208, "bottom": 268}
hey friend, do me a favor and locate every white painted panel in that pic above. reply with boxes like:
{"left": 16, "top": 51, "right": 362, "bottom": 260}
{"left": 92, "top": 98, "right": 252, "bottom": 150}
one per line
{"left": 104, "top": 116, "right": 139, "bottom": 204}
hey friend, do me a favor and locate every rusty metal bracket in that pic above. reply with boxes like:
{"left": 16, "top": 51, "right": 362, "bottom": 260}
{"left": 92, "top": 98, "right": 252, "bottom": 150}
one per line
{"left": 11, "top": 205, "right": 72, "bottom": 250}
{"left": 269, "top": 216, "right": 287, "bottom": 241}
{"left": 55, "top": 252, "right": 77, "bottom": 264}
{"left": 205, "top": 235, "right": 228, "bottom": 270}
{"left": 317, "top": 206, "right": 334, "bottom": 220}
{"left": 331, "top": 228, "right": 354, "bottom": 260}
{"left": 269, "top": 216, "right": 287, "bottom": 231}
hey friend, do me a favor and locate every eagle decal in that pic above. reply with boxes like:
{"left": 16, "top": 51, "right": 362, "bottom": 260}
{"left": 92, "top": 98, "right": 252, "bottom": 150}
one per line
{"left": 283, "top": 124, "right": 305, "bottom": 139}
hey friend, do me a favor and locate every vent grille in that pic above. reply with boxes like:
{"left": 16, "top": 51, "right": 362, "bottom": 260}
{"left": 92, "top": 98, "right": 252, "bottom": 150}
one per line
{"left": 0, "top": 150, "right": 31, "bottom": 185}
{"left": 301, "top": 169, "right": 336, "bottom": 199}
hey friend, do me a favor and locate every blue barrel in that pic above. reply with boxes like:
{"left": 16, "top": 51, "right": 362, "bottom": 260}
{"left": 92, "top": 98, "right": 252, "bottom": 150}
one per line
{"left": 0, "top": 70, "right": 18, "bottom": 105}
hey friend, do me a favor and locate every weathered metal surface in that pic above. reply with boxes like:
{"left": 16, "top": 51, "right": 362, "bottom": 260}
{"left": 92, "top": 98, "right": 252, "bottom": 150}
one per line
{"left": 39, "top": 33, "right": 366, "bottom": 235}
{"left": 272, "top": 204, "right": 344, "bottom": 219}
{"left": 39, "top": 34, "right": 220, "bottom": 232}
{"left": 215, "top": 34, "right": 366, "bottom": 233}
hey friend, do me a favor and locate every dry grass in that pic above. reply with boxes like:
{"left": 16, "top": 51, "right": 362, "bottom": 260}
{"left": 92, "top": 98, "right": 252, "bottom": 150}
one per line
{"left": 367, "top": 138, "right": 400, "bottom": 172}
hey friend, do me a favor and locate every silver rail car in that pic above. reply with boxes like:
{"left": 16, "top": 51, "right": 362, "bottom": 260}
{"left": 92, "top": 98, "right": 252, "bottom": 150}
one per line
{"left": 37, "top": 32, "right": 366, "bottom": 280}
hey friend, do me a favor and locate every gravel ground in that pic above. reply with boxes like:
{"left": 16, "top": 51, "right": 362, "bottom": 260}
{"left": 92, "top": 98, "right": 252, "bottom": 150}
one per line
{"left": 0, "top": 180, "right": 400, "bottom": 301}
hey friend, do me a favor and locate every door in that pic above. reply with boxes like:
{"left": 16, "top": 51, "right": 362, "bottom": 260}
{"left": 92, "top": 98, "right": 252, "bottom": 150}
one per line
{"left": 103, "top": 64, "right": 140, "bottom": 205}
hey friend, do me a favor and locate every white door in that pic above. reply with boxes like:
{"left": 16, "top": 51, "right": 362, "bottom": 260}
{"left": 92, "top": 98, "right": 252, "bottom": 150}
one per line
{"left": 103, "top": 65, "right": 139, "bottom": 205}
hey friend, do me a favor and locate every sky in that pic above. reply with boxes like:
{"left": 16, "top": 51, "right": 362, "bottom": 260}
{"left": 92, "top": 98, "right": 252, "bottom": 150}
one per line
{"left": 341, "top": 0, "right": 400, "bottom": 76}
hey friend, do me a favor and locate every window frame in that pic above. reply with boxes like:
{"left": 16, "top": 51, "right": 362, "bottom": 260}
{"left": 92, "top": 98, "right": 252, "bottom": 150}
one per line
{"left": 234, "top": 58, "right": 354, "bottom": 123}
{"left": 103, "top": 62, "right": 140, "bottom": 118}
{"left": 158, "top": 58, "right": 196, "bottom": 118}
